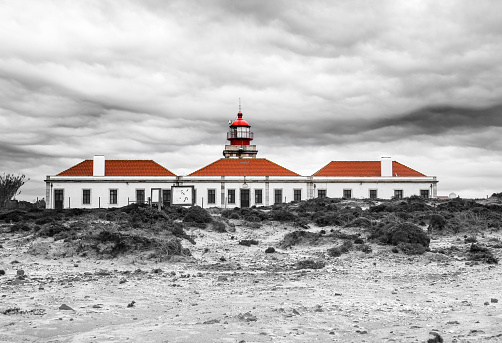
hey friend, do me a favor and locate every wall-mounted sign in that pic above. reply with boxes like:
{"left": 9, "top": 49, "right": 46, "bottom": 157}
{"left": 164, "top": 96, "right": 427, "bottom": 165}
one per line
{"left": 171, "top": 186, "right": 195, "bottom": 206}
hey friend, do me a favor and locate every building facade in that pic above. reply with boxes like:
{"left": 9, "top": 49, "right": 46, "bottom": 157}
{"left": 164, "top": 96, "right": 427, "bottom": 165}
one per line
{"left": 45, "top": 110, "right": 438, "bottom": 209}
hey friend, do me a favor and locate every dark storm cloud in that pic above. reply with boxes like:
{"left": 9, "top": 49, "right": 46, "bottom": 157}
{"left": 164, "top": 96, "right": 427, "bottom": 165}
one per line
{"left": 2, "top": 0, "right": 502, "bottom": 199}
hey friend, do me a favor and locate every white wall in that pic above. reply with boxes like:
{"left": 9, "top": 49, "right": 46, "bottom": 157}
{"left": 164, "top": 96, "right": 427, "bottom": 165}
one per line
{"left": 46, "top": 180, "right": 176, "bottom": 209}
{"left": 181, "top": 176, "right": 310, "bottom": 208}
{"left": 313, "top": 177, "right": 437, "bottom": 199}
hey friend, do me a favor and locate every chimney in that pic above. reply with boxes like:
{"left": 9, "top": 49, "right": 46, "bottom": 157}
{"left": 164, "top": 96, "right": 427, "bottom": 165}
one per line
{"left": 93, "top": 155, "right": 105, "bottom": 177}
{"left": 381, "top": 156, "right": 392, "bottom": 177}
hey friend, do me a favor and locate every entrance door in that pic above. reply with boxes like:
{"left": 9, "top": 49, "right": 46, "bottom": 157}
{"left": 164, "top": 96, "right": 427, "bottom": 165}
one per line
{"left": 162, "top": 189, "right": 171, "bottom": 207}
{"left": 240, "top": 189, "right": 250, "bottom": 208}
{"left": 54, "top": 189, "right": 64, "bottom": 209}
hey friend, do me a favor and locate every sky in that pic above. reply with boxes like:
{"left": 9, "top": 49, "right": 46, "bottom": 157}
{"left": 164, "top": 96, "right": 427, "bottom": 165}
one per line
{"left": 1, "top": 0, "right": 502, "bottom": 201}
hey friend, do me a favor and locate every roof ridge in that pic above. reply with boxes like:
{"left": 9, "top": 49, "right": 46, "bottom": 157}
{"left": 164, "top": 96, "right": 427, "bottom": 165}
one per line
{"left": 263, "top": 158, "right": 300, "bottom": 176}
{"left": 393, "top": 161, "right": 426, "bottom": 176}
{"left": 188, "top": 158, "right": 224, "bottom": 176}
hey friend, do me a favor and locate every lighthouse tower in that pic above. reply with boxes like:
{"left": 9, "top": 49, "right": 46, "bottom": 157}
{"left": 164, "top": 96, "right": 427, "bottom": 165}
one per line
{"left": 223, "top": 110, "right": 258, "bottom": 158}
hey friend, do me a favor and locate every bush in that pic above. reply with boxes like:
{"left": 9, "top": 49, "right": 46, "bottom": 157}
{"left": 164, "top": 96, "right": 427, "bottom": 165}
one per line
{"left": 239, "top": 239, "right": 259, "bottom": 247}
{"left": 211, "top": 220, "right": 227, "bottom": 233}
{"left": 428, "top": 214, "right": 446, "bottom": 232}
{"left": 37, "top": 223, "right": 66, "bottom": 237}
{"left": 183, "top": 206, "right": 212, "bottom": 224}
{"left": 279, "top": 230, "right": 320, "bottom": 248}
{"left": 269, "top": 209, "right": 297, "bottom": 222}
{"left": 295, "top": 259, "right": 325, "bottom": 269}
{"left": 356, "top": 244, "right": 372, "bottom": 254}
{"left": 9, "top": 223, "right": 31, "bottom": 233}
{"left": 327, "top": 240, "right": 353, "bottom": 257}
{"left": 468, "top": 244, "right": 498, "bottom": 264}
{"left": 464, "top": 236, "right": 477, "bottom": 243}
{"left": 315, "top": 213, "right": 342, "bottom": 227}
{"left": 345, "top": 217, "right": 372, "bottom": 228}
{"left": 397, "top": 242, "right": 427, "bottom": 255}
{"left": 369, "top": 222, "right": 430, "bottom": 248}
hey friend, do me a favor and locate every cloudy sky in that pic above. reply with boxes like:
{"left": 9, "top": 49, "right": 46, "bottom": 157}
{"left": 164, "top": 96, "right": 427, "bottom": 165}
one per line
{"left": 1, "top": 0, "right": 502, "bottom": 201}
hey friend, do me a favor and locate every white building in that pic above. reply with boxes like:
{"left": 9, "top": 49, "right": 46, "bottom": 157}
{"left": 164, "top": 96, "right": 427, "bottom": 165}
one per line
{"left": 45, "top": 110, "right": 438, "bottom": 209}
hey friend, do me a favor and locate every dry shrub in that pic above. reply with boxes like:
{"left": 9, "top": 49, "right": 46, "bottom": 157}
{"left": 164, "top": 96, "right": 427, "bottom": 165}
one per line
{"left": 327, "top": 240, "right": 353, "bottom": 257}
{"left": 369, "top": 222, "right": 430, "bottom": 248}
{"left": 269, "top": 209, "right": 297, "bottom": 222}
{"left": 183, "top": 206, "right": 212, "bottom": 224}
{"left": 345, "top": 217, "right": 372, "bottom": 228}
{"left": 397, "top": 242, "right": 427, "bottom": 255}
{"left": 428, "top": 214, "right": 446, "bottom": 232}
{"left": 296, "top": 259, "right": 325, "bottom": 270}
{"left": 468, "top": 244, "right": 498, "bottom": 264}
{"left": 211, "top": 220, "right": 227, "bottom": 233}
{"left": 314, "top": 212, "right": 342, "bottom": 227}
{"left": 279, "top": 230, "right": 320, "bottom": 248}
{"left": 356, "top": 243, "right": 372, "bottom": 254}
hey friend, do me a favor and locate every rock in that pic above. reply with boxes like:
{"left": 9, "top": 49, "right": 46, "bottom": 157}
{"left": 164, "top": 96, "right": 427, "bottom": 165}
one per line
{"left": 491, "top": 298, "right": 498, "bottom": 303}
{"left": 219, "top": 256, "right": 226, "bottom": 262}
{"left": 59, "top": 304, "right": 74, "bottom": 311}
{"left": 0, "top": 270, "right": 5, "bottom": 276}
{"left": 237, "top": 312, "right": 257, "bottom": 322}
{"left": 152, "top": 268, "right": 162, "bottom": 274}
{"left": 427, "top": 331, "right": 444, "bottom": 343}
{"left": 119, "top": 278, "right": 127, "bottom": 284}
{"left": 127, "top": 301, "right": 136, "bottom": 308}
{"left": 16, "top": 270, "right": 25, "bottom": 276}
{"left": 292, "top": 309, "right": 300, "bottom": 315}
{"left": 92, "top": 304, "right": 102, "bottom": 309}
{"left": 484, "top": 301, "right": 490, "bottom": 306}
{"left": 314, "top": 305, "right": 323, "bottom": 312}
{"left": 203, "top": 318, "right": 220, "bottom": 324}
{"left": 265, "top": 247, "right": 276, "bottom": 253}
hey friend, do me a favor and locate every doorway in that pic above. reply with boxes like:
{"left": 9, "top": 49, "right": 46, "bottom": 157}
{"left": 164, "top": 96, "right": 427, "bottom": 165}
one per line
{"left": 54, "top": 189, "right": 64, "bottom": 209}
{"left": 240, "top": 189, "right": 250, "bottom": 208}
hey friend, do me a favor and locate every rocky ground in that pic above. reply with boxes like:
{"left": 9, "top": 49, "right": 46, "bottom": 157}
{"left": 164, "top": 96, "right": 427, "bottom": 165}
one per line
{"left": 1, "top": 200, "right": 502, "bottom": 342}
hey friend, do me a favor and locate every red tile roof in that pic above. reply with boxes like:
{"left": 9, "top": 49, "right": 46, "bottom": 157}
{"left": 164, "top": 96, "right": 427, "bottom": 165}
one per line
{"left": 189, "top": 158, "right": 300, "bottom": 176}
{"left": 57, "top": 160, "right": 176, "bottom": 177}
{"left": 313, "top": 161, "right": 426, "bottom": 177}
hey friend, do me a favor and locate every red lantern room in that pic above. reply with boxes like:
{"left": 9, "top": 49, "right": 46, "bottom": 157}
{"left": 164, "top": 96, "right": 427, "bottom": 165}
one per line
{"left": 227, "top": 111, "right": 254, "bottom": 145}
{"left": 223, "top": 106, "right": 258, "bottom": 159}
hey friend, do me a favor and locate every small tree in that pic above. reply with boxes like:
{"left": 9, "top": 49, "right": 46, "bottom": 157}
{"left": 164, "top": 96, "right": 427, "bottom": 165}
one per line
{"left": 0, "top": 174, "right": 27, "bottom": 208}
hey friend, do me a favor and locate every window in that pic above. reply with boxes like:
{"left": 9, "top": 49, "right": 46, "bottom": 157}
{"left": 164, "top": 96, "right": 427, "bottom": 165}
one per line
{"left": 274, "top": 189, "right": 283, "bottom": 204}
{"left": 343, "top": 189, "right": 352, "bottom": 199}
{"left": 109, "top": 189, "right": 118, "bottom": 204}
{"left": 394, "top": 189, "right": 403, "bottom": 199}
{"left": 420, "top": 189, "right": 430, "bottom": 198}
{"left": 228, "top": 189, "right": 235, "bottom": 204}
{"left": 294, "top": 189, "right": 302, "bottom": 202}
{"left": 136, "top": 189, "right": 145, "bottom": 203}
{"left": 318, "top": 189, "right": 326, "bottom": 198}
{"left": 208, "top": 189, "right": 216, "bottom": 204}
{"left": 255, "top": 189, "right": 263, "bottom": 204}
{"left": 82, "top": 189, "right": 91, "bottom": 204}
{"left": 369, "top": 189, "right": 377, "bottom": 199}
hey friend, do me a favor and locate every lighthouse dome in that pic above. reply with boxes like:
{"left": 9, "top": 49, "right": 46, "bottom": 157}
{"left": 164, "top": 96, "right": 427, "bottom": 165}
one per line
{"left": 230, "top": 112, "right": 250, "bottom": 127}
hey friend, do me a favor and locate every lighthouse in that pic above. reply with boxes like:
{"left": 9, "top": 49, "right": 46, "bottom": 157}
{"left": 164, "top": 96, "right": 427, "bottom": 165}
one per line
{"left": 223, "top": 109, "right": 258, "bottom": 158}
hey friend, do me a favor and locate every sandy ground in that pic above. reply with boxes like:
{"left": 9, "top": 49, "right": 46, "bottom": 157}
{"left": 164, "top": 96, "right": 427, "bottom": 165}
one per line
{"left": 1, "top": 221, "right": 501, "bottom": 343}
